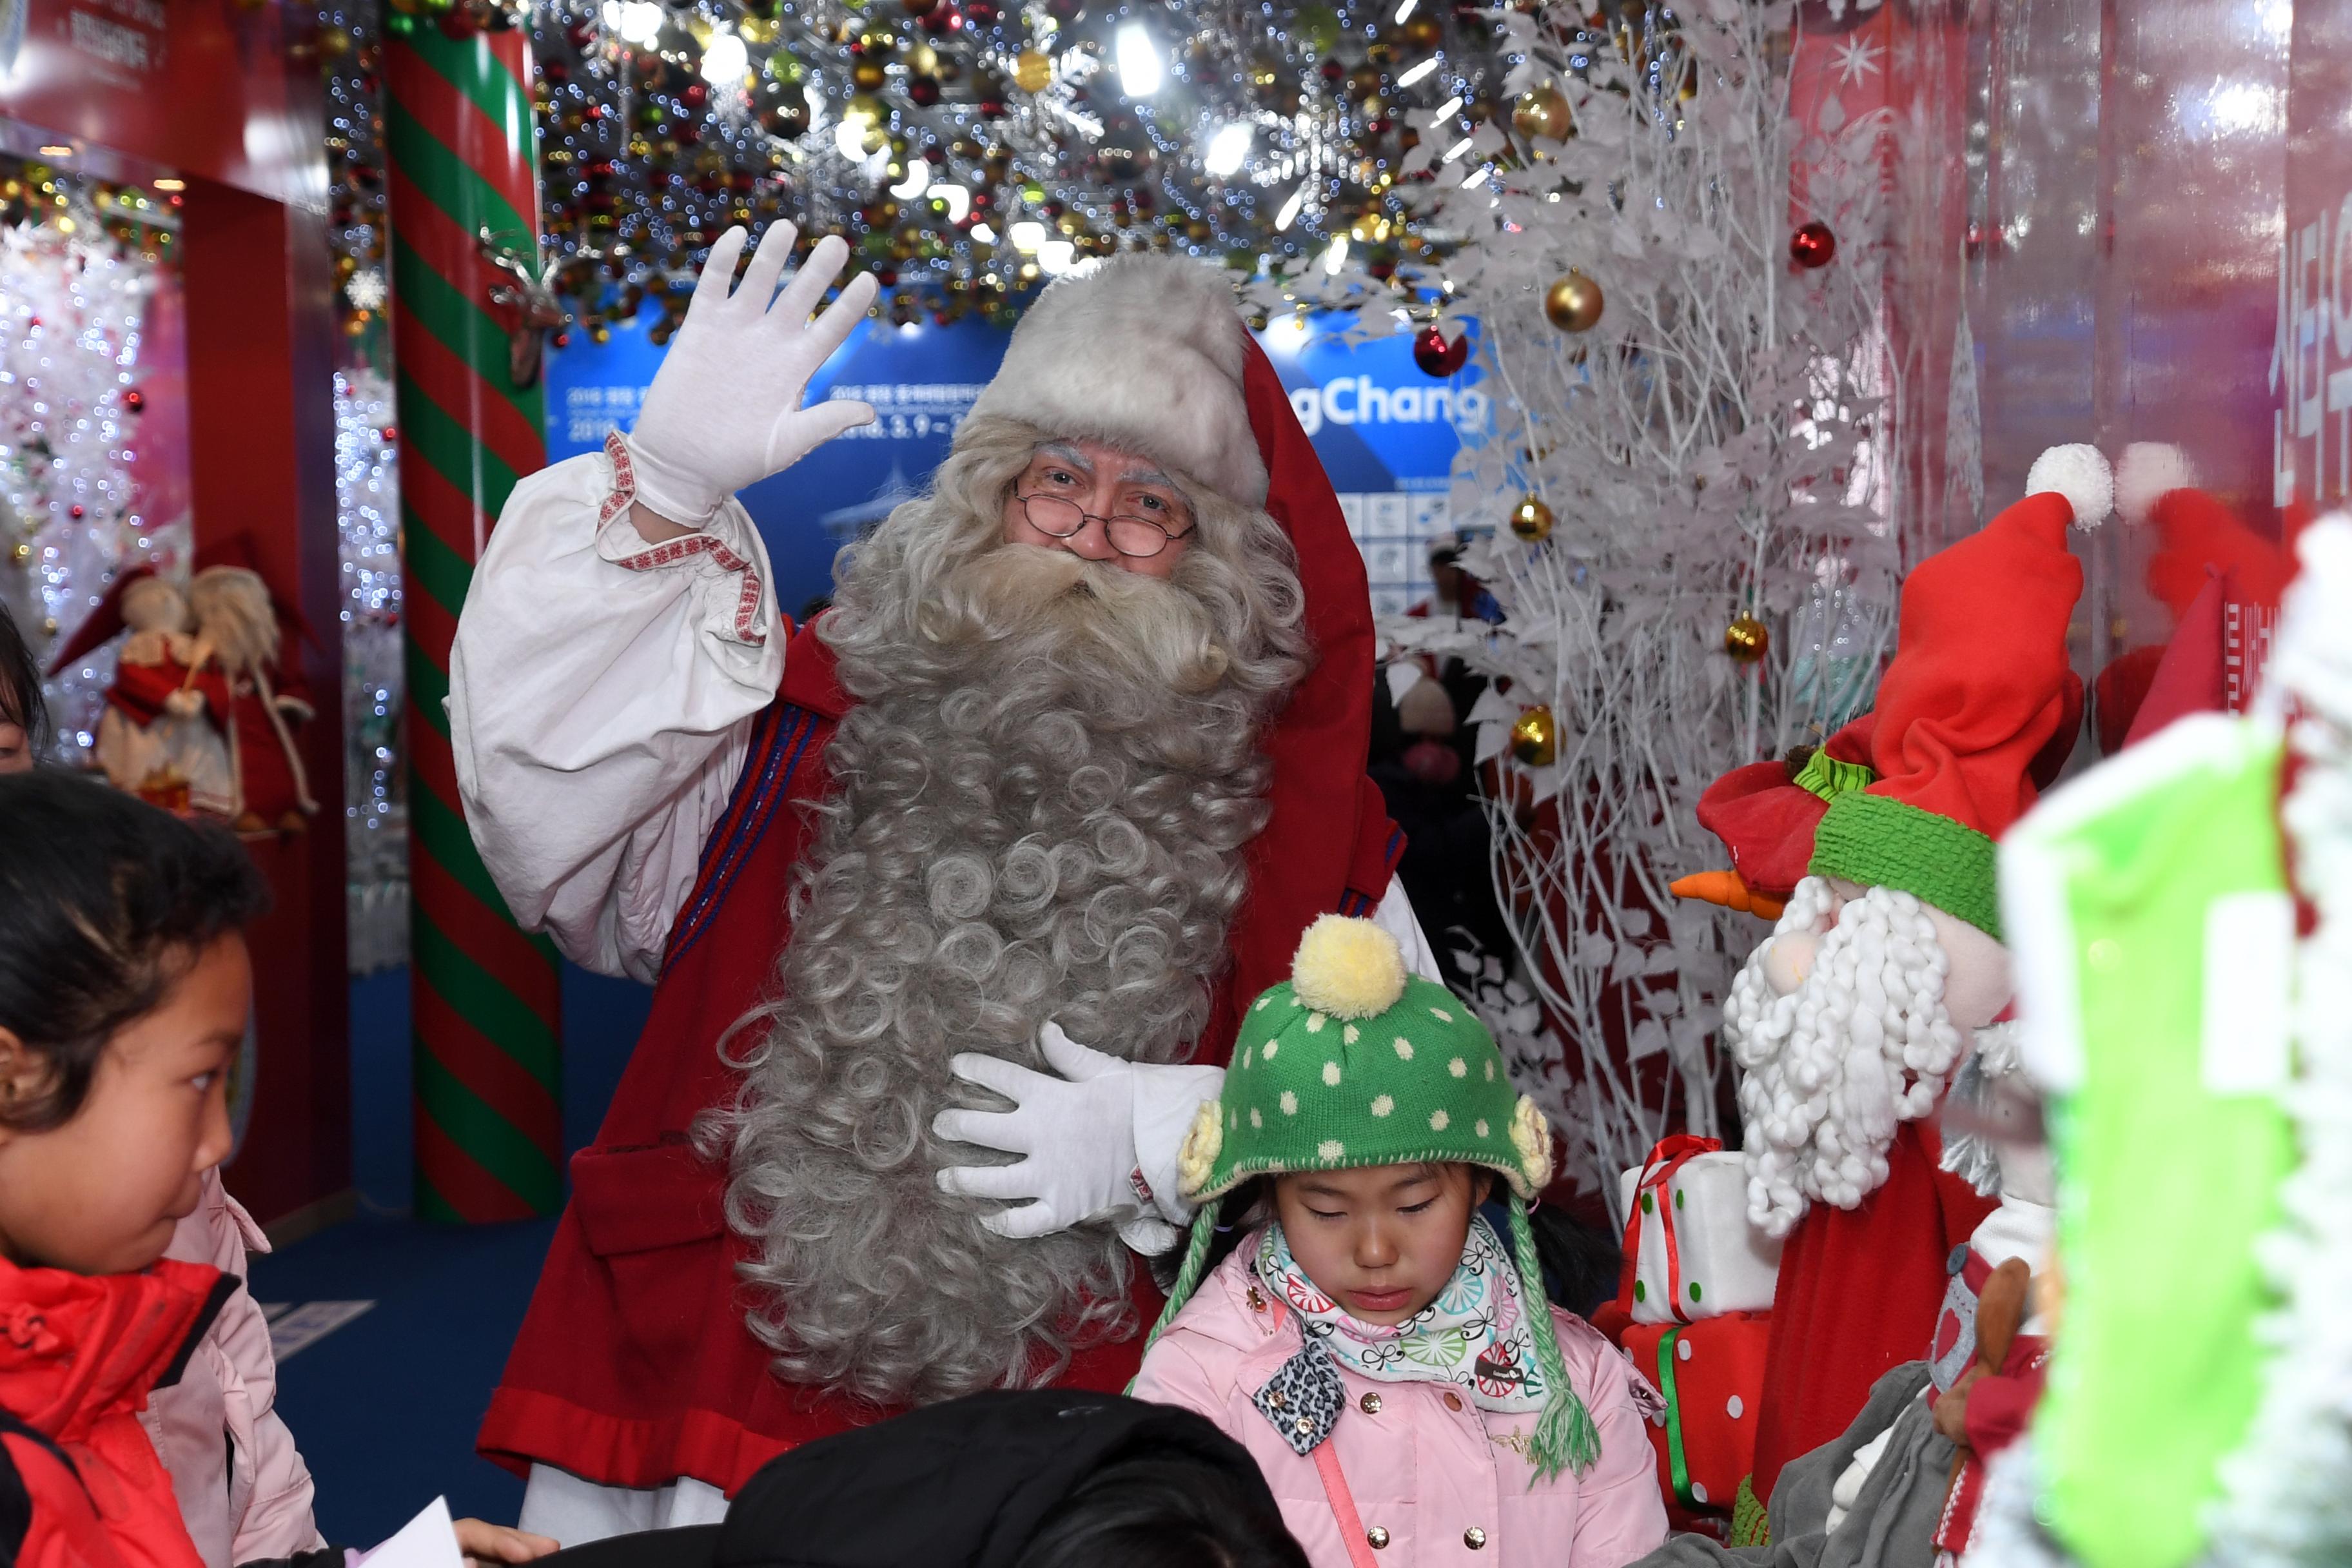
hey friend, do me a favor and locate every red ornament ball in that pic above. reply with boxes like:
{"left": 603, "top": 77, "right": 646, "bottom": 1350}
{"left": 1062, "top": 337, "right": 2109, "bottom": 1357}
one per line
{"left": 1790, "top": 220, "right": 1836, "bottom": 269}
{"left": 68, "top": 504, "right": 84, "bottom": 519}
{"left": 1412, "top": 325, "right": 1469, "bottom": 377}
{"left": 122, "top": 388, "right": 145, "bottom": 412}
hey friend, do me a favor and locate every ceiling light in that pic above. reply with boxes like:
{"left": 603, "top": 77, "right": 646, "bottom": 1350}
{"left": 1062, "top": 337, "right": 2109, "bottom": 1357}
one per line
{"left": 153, "top": 177, "right": 184, "bottom": 192}
{"left": 1321, "top": 234, "right": 1348, "bottom": 276}
{"left": 1393, "top": 0, "right": 1418, "bottom": 21}
{"left": 935, "top": 182, "right": 970, "bottom": 222}
{"left": 616, "top": 1, "right": 663, "bottom": 46}
{"left": 37, "top": 144, "right": 70, "bottom": 159}
{"left": 1008, "top": 219, "right": 1047, "bottom": 252}
{"left": 1396, "top": 57, "right": 1438, "bottom": 89}
{"left": 1274, "top": 186, "right": 1306, "bottom": 231}
{"left": 1204, "top": 123, "right": 1251, "bottom": 178}
{"left": 888, "top": 161, "right": 931, "bottom": 199}
{"left": 699, "top": 30, "right": 747, "bottom": 86}
{"left": 1039, "top": 239, "right": 1077, "bottom": 274}
{"left": 1433, "top": 94, "right": 1463, "bottom": 121}
{"left": 1115, "top": 22, "right": 1163, "bottom": 97}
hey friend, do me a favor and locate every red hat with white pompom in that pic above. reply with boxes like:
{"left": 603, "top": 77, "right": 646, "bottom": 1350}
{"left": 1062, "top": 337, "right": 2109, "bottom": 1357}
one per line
{"left": 1680, "top": 446, "right": 2102, "bottom": 939}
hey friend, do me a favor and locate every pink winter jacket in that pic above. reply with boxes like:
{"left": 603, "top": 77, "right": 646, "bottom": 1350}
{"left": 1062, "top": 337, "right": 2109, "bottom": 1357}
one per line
{"left": 1133, "top": 1234, "right": 1668, "bottom": 1568}
{"left": 140, "top": 1170, "right": 327, "bottom": 1568}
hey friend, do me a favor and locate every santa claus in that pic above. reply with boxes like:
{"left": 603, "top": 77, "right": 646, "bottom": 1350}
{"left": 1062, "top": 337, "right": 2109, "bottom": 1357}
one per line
{"left": 449, "top": 227, "right": 1435, "bottom": 1540}
{"left": 1672, "top": 448, "right": 2108, "bottom": 1509}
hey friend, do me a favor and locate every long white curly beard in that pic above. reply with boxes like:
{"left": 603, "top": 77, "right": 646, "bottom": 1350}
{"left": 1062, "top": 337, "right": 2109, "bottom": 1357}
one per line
{"left": 1725, "top": 877, "right": 1968, "bottom": 1237}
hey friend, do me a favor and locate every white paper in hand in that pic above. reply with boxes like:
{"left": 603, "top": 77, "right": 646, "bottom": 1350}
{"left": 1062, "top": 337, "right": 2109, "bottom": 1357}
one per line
{"left": 355, "top": 1496, "right": 466, "bottom": 1568}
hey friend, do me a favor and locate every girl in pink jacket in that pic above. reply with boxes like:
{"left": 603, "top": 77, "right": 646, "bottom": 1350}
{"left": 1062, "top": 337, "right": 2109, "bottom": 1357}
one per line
{"left": 1132, "top": 916, "right": 1667, "bottom": 1568}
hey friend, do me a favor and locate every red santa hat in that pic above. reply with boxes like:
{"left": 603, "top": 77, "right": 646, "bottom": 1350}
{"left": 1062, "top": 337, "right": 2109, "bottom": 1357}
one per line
{"left": 964, "top": 254, "right": 1268, "bottom": 509}
{"left": 45, "top": 562, "right": 164, "bottom": 675}
{"left": 1678, "top": 446, "right": 2102, "bottom": 937}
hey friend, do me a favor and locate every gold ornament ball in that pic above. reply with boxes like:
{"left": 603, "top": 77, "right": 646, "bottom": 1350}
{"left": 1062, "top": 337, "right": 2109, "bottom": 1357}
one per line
{"left": 1013, "top": 48, "right": 1051, "bottom": 92}
{"left": 1512, "top": 84, "right": 1571, "bottom": 142}
{"left": 1509, "top": 494, "right": 1554, "bottom": 543}
{"left": 1544, "top": 271, "right": 1603, "bottom": 333}
{"left": 1724, "top": 613, "right": 1770, "bottom": 663}
{"left": 851, "top": 57, "right": 887, "bottom": 91}
{"left": 1510, "top": 707, "right": 1558, "bottom": 769}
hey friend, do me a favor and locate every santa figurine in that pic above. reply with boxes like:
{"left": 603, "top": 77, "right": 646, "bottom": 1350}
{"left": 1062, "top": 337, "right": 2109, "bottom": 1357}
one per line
{"left": 449, "top": 226, "right": 1436, "bottom": 1541}
{"left": 50, "top": 565, "right": 228, "bottom": 814}
{"left": 50, "top": 559, "right": 318, "bottom": 832}
{"left": 1666, "top": 446, "right": 2110, "bottom": 1516}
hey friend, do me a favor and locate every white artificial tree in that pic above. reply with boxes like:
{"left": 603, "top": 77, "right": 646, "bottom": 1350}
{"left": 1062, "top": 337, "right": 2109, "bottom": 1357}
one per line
{"left": 1363, "top": 1, "right": 1906, "bottom": 1198}
{"left": 0, "top": 208, "right": 159, "bottom": 761}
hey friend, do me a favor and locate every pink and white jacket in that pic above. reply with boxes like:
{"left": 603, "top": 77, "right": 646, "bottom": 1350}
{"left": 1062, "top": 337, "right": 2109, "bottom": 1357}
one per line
{"left": 1132, "top": 1233, "right": 1668, "bottom": 1568}
{"left": 140, "top": 1170, "right": 326, "bottom": 1568}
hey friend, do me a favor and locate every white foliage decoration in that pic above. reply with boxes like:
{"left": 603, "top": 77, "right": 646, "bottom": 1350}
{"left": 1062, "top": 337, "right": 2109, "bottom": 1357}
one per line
{"left": 1367, "top": 1, "right": 1905, "bottom": 1194}
{"left": 0, "top": 212, "right": 162, "bottom": 757}
{"left": 2205, "top": 516, "right": 2352, "bottom": 1566}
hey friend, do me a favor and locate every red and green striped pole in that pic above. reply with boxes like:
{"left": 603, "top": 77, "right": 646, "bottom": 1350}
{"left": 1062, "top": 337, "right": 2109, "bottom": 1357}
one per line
{"left": 384, "top": 15, "right": 564, "bottom": 1221}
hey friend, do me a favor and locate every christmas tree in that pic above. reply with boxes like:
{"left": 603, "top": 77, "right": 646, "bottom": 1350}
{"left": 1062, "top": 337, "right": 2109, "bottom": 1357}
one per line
{"left": 0, "top": 191, "right": 162, "bottom": 763}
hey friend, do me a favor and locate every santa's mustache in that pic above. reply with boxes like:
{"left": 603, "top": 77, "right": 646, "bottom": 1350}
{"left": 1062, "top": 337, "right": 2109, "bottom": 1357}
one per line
{"left": 921, "top": 542, "right": 1233, "bottom": 693}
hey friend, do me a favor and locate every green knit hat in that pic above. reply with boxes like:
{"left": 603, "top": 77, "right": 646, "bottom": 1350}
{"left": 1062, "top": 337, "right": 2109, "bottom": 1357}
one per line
{"left": 1135, "top": 916, "right": 1600, "bottom": 1482}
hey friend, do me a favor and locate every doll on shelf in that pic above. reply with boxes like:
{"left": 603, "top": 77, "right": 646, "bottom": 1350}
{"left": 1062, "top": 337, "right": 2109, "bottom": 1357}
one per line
{"left": 50, "top": 562, "right": 317, "bottom": 834}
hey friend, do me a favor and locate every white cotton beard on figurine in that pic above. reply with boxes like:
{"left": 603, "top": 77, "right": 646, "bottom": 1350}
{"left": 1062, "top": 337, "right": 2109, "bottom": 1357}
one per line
{"left": 695, "top": 414, "right": 1311, "bottom": 1408}
{"left": 1725, "top": 877, "right": 1968, "bottom": 1237}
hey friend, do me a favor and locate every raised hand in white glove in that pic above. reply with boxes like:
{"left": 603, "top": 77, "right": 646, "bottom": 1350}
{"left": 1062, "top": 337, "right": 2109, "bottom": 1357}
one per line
{"left": 625, "top": 222, "right": 879, "bottom": 527}
{"left": 934, "top": 1022, "right": 1224, "bottom": 1242}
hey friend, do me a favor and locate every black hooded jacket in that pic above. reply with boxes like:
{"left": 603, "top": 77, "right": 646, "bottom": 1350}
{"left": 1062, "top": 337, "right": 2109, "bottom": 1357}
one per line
{"left": 542, "top": 1390, "right": 1298, "bottom": 1568}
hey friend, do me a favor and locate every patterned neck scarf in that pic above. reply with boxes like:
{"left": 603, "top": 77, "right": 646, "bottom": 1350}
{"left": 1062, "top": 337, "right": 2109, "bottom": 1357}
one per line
{"left": 1257, "top": 1214, "right": 1549, "bottom": 1414}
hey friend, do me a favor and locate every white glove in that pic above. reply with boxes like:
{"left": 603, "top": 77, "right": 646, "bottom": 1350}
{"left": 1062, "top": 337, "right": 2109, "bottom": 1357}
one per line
{"left": 625, "top": 223, "right": 879, "bottom": 526}
{"left": 934, "top": 1023, "right": 1224, "bottom": 1242}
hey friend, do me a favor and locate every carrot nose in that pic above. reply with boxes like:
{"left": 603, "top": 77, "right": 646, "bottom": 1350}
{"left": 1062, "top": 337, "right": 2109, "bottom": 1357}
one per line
{"left": 1669, "top": 869, "right": 1785, "bottom": 922}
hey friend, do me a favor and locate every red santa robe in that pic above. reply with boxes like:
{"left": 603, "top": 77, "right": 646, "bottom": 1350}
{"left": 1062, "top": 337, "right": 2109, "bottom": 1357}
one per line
{"left": 467, "top": 342, "right": 1412, "bottom": 1498}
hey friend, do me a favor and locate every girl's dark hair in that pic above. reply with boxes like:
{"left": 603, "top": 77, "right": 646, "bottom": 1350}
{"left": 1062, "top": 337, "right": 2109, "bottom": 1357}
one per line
{"left": 1015, "top": 1455, "right": 1311, "bottom": 1568}
{"left": 0, "top": 599, "right": 46, "bottom": 754}
{"left": 0, "top": 770, "right": 268, "bottom": 1130}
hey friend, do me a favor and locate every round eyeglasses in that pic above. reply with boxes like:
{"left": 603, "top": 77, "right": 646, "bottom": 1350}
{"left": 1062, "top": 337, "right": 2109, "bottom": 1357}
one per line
{"left": 1014, "top": 491, "right": 1197, "bottom": 560}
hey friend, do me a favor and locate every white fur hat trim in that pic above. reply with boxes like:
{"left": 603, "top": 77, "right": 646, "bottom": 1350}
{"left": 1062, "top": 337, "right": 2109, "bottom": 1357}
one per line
{"left": 2025, "top": 443, "right": 2113, "bottom": 531}
{"left": 966, "top": 253, "right": 1268, "bottom": 508}
{"left": 2112, "top": 442, "right": 2195, "bottom": 527}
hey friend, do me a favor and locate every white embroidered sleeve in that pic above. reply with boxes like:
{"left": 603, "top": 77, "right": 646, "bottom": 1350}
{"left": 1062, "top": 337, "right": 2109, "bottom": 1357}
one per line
{"left": 450, "top": 434, "right": 785, "bottom": 982}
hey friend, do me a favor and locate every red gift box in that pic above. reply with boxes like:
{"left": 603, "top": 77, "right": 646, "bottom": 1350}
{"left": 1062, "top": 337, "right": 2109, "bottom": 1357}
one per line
{"left": 1620, "top": 1312, "right": 1770, "bottom": 1519}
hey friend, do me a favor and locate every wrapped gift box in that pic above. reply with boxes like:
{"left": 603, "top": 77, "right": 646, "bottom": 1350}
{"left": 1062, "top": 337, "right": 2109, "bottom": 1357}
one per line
{"left": 1619, "top": 1142, "right": 1783, "bottom": 1324}
{"left": 1622, "top": 1312, "right": 1772, "bottom": 1518}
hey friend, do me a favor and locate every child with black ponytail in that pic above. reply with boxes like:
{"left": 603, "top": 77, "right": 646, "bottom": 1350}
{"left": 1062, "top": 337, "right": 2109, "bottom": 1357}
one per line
{"left": 0, "top": 771, "right": 555, "bottom": 1568}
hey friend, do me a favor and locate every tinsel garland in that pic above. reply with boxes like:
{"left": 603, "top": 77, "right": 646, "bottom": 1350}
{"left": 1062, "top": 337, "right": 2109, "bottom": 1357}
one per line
{"left": 337, "top": 368, "right": 408, "bottom": 974}
{"left": 311, "top": 0, "right": 1603, "bottom": 343}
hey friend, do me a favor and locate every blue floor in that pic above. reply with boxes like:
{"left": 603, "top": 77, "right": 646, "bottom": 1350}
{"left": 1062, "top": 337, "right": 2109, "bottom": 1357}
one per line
{"left": 248, "top": 962, "right": 651, "bottom": 1548}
